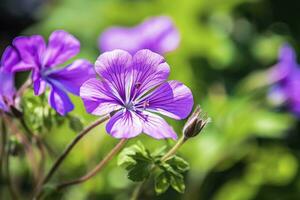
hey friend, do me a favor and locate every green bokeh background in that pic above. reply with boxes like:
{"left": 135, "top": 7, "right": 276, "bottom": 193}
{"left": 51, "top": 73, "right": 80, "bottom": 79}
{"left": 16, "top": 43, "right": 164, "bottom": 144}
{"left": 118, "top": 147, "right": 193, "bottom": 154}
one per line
{"left": 1, "top": 0, "right": 300, "bottom": 199}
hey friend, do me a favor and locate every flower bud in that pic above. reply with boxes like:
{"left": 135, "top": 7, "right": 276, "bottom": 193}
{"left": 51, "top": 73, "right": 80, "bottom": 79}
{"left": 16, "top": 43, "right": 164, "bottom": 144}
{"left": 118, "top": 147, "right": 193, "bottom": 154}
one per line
{"left": 183, "top": 105, "right": 210, "bottom": 139}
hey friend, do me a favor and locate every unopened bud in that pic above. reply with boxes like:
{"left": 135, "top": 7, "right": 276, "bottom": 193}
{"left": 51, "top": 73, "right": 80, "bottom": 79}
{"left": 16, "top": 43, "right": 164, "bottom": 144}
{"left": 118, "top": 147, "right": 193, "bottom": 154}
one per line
{"left": 183, "top": 105, "right": 210, "bottom": 139}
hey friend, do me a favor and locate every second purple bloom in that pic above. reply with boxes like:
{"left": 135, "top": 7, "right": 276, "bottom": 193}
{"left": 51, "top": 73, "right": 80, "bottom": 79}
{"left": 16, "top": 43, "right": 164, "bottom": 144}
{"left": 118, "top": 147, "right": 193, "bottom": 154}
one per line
{"left": 12, "top": 30, "right": 96, "bottom": 115}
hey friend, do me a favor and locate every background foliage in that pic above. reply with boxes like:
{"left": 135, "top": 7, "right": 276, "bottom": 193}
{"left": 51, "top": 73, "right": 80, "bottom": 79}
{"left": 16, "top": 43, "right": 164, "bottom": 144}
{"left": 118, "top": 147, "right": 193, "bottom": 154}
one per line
{"left": 1, "top": 0, "right": 300, "bottom": 199}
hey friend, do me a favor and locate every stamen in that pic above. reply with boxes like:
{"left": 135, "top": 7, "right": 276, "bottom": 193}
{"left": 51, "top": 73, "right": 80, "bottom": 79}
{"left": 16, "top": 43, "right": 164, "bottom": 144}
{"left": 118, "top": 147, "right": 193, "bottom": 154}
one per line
{"left": 135, "top": 82, "right": 142, "bottom": 89}
{"left": 142, "top": 100, "right": 150, "bottom": 109}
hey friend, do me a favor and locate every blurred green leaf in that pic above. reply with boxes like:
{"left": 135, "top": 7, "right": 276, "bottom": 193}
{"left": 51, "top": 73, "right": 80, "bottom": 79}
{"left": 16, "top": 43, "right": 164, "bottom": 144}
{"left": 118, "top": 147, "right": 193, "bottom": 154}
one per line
{"left": 170, "top": 172, "right": 185, "bottom": 193}
{"left": 68, "top": 115, "right": 84, "bottom": 132}
{"left": 166, "top": 156, "right": 190, "bottom": 173}
{"left": 155, "top": 172, "right": 170, "bottom": 195}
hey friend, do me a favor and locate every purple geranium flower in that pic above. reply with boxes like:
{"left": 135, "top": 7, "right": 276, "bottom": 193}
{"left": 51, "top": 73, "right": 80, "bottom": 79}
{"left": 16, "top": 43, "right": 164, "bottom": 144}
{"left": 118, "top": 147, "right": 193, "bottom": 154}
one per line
{"left": 269, "top": 43, "right": 300, "bottom": 116}
{"left": 80, "top": 49, "right": 193, "bottom": 139}
{"left": 99, "top": 16, "right": 180, "bottom": 55}
{"left": 12, "top": 30, "right": 96, "bottom": 115}
{"left": 0, "top": 46, "right": 22, "bottom": 112}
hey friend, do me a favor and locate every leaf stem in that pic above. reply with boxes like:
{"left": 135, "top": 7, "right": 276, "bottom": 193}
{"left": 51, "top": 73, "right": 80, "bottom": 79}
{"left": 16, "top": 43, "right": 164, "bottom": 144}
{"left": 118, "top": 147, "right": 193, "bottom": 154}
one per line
{"left": 5, "top": 134, "right": 20, "bottom": 200}
{"left": 0, "top": 118, "right": 7, "bottom": 179}
{"left": 130, "top": 181, "right": 145, "bottom": 200}
{"left": 1, "top": 113, "right": 39, "bottom": 179}
{"left": 161, "top": 135, "right": 187, "bottom": 162}
{"left": 56, "top": 138, "right": 128, "bottom": 190}
{"left": 34, "top": 114, "right": 110, "bottom": 199}
{"left": 19, "top": 117, "right": 47, "bottom": 185}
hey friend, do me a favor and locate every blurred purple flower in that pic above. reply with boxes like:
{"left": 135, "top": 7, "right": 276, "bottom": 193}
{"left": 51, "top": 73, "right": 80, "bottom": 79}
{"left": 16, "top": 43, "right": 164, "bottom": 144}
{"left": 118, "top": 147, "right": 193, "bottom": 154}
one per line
{"left": 269, "top": 43, "right": 300, "bottom": 116}
{"left": 80, "top": 49, "right": 193, "bottom": 139}
{"left": 99, "top": 16, "right": 180, "bottom": 55}
{"left": 0, "top": 46, "right": 21, "bottom": 112}
{"left": 12, "top": 30, "right": 96, "bottom": 115}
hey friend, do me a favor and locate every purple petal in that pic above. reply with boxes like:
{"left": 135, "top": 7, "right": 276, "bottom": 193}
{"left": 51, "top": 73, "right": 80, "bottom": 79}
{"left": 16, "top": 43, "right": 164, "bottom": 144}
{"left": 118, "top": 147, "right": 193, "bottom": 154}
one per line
{"left": 138, "top": 16, "right": 180, "bottom": 54}
{"left": 0, "top": 70, "right": 15, "bottom": 111}
{"left": 1, "top": 46, "right": 20, "bottom": 71}
{"left": 142, "top": 111, "right": 177, "bottom": 140}
{"left": 80, "top": 78, "right": 122, "bottom": 116}
{"left": 100, "top": 27, "right": 141, "bottom": 55}
{"left": 33, "top": 78, "right": 47, "bottom": 96}
{"left": 48, "top": 84, "right": 74, "bottom": 116}
{"left": 106, "top": 110, "right": 143, "bottom": 138}
{"left": 291, "top": 103, "right": 300, "bottom": 117}
{"left": 139, "top": 80, "right": 193, "bottom": 120}
{"left": 46, "top": 59, "right": 95, "bottom": 95}
{"left": 0, "top": 98, "right": 6, "bottom": 111}
{"left": 285, "top": 72, "right": 300, "bottom": 102}
{"left": 13, "top": 35, "right": 46, "bottom": 68}
{"left": 131, "top": 49, "right": 170, "bottom": 98}
{"left": 99, "top": 16, "right": 180, "bottom": 55}
{"left": 95, "top": 50, "right": 132, "bottom": 101}
{"left": 1, "top": 46, "right": 33, "bottom": 73}
{"left": 42, "top": 30, "right": 80, "bottom": 68}
{"left": 270, "top": 43, "right": 298, "bottom": 82}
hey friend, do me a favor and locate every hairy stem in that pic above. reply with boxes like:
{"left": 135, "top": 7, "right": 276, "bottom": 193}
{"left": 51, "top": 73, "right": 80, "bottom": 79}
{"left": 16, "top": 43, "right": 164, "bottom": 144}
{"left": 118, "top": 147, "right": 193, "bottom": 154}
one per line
{"left": 2, "top": 113, "right": 39, "bottom": 179}
{"left": 0, "top": 118, "right": 7, "bottom": 179}
{"left": 5, "top": 136, "right": 20, "bottom": 200}
{"left": 130, "top": 181, "right": 145, "bottom": 200}
{"left": 19, "top": 117, "right": 47, "bottom": 184}
{"left": 17, "top": 79, "right": 32, "bottom": 97}
{"left": 34, "top": 114, "right": 110, "bottom": 199}
{"left": 56, "top": 138, "right": 128, "bottom": 190}
{"left": 161, "top": 135, "right": 187, "bottom": 162}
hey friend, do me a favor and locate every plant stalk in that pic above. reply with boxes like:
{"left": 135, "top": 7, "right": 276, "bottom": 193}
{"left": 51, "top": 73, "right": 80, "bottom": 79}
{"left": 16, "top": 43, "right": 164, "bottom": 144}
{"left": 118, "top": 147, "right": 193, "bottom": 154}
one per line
{"left": 56, "top": 138, "right": 128, "bottom": 190}
{"left": 34, "top": 114, "right": 110, "bottom": 199}
{"left": 161, "top": 135, "right": 187, "bottom": 161}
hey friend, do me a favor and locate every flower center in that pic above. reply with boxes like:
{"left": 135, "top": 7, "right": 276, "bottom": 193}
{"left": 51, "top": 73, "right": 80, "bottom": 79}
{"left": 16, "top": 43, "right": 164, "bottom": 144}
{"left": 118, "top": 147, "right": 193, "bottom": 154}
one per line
{"left": 124, "top": 101, "right": 135, "bottom": 111}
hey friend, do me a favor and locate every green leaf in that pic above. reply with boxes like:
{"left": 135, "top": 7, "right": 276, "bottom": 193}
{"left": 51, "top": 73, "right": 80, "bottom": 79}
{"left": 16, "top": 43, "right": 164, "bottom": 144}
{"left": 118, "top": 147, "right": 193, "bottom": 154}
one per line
{"left": 118, "top": 141, "right": 153, "bottom": 182}
{"left": 118, "top": 141, "right": 152, "bottom": 167}
{"left": 117, "top": 148, "right": 136, "bottom": 167}
{"left": 170, "top": 173, "right": 185, "bottom": 193}
{"left": 155, "top": 172, "right": 170, "bottom": 195}
{"left": 167, "top": 156, "right": 190, "bottom": 172}
{"left": 126, "top": 160, "right": 152, "bottom": 182}
{"left": 158, "top": 161, "right": 188, "bottom": 194}
{"left": 68, "top": 115, "right": 84, "bottom": 132}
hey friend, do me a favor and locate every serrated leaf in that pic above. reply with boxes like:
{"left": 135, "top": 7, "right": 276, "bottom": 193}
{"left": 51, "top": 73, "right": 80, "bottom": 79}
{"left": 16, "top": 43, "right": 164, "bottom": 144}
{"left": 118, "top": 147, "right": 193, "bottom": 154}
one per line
{"left": 170, "top": 173, "right": 185, "bottom": 193}
{"left": 167, "top": 156, "right": 190, "bottom": 172}
{"left": 126, "top": 161, "right": 151, "bottom": 182}
{"left": 117, "top": 149, "right": 136, "bottom": 167}
{"left": 119, "top": 141, "right": 154, "bottom": 182}
{"left": 160, "top": 163, "right": 181, "bottom": 177}
{"left": 155, "top": 172, "right": 170, "bottom": 195}
{"left": 118, "top": 142, "right": 152, "bottom": 167}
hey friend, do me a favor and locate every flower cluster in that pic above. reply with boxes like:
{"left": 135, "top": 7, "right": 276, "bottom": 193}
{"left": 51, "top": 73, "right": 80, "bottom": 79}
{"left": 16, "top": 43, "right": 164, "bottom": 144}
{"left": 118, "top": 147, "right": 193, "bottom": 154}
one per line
{"left": 269, "top": 44, "right": 300, "bottom": 116}
{"left": 1, "top": 16, "right": 194, "bottom": 140}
